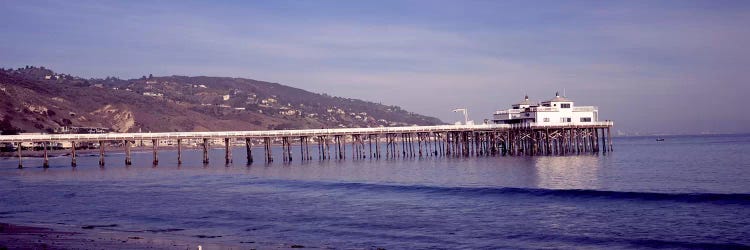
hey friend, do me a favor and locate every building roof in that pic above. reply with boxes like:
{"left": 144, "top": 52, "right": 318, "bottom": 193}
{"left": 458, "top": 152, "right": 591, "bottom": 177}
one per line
{"left": 516, "top": 95, "right": 533, "bottom": 105}
{"left": 546, "top": 92, "right": 573, "bottom": 102}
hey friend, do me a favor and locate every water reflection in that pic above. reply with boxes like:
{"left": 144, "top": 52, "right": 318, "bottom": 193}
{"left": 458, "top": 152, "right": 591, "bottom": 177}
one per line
{"left": 3, "top": 150, "right": 604, "bottom": 191}
{"left": 4, "top": 134, "right": 750, "bottom": 194}
{"left": 532, "top": 155, "right": 601, "bottom": 190}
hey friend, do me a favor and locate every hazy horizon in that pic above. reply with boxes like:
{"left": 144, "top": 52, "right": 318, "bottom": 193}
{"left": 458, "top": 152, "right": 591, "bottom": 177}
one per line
{"left": 2, "top": 0, "right": 749, "bottom": 135}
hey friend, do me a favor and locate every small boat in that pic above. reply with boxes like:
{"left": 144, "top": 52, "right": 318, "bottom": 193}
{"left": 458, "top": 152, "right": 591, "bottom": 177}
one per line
{"left": 656, "top": 138, "right": 665, "bottom": 141}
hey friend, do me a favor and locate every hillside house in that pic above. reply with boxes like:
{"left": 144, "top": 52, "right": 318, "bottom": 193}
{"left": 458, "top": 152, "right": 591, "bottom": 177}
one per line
{"left": 143, "top": 92, "right": 163, "bottom": 97}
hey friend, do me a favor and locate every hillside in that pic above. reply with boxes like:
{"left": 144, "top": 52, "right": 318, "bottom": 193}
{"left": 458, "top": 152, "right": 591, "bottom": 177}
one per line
{"left": 0, "top": 66, "right": 443, "bottom": 134}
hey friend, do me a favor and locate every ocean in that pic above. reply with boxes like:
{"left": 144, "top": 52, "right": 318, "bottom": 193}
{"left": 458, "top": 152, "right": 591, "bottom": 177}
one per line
{"left": 1, "top": 134, "right": 749, "bottom": 249}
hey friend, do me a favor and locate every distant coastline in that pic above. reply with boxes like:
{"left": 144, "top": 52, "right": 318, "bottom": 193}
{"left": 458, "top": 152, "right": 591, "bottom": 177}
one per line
{"left": 612, "top": 132, "right": 750, "bottom": 138}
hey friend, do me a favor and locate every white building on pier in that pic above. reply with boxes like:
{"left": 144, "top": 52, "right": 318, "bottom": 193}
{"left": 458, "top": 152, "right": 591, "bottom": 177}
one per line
{"left": 492, "top": 93, "right": 599, "bottom": 125}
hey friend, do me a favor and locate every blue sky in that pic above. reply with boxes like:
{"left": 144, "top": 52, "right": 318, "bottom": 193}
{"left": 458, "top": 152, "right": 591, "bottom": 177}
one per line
{"left": 2, "top": 0, "right": 749, "bottom": 134}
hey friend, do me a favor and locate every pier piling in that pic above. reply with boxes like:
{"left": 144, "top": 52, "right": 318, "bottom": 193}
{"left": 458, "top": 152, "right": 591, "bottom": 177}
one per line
{"left": 17, "top": 143, "right": 22, "bottom": 169}
{"left": 71, "top": 141, "right": 77, "bottom": 167}
{"left": 264, "top": 137, "right": 273, "bottom": 162}
{"left": 177, "top": 139, "right": 182, "bottom": 165}
{"left": 125, "top": 140, "right": 132, "bottom": 165}
{"left": 202, "top": 138, "right": 209, "bottom": 164}
{"left": 98, "top": 140, "right": 105, "bottom": 166}
{"left": 245, "top": 138, "right": 253, "bottom": 164}
{"left": 43, "top": 142, "right": 49, "bottom": 168}
{"left": 152, "top": 139, "right": 159, "bottom": 165}
{"left": 225, "top": 138, "right": 232, "bottom": 165}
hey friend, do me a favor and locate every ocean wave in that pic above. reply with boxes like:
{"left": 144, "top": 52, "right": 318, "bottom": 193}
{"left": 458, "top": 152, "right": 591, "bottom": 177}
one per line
{"left": 517, "top": 231, "right": 750, "bottom": 249}
{"left": 268, "top": 180, "right": 750, "bottom": 204}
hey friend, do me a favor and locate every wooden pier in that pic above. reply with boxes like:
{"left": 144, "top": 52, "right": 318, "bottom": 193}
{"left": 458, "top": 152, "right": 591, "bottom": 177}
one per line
{"left": 1, "top": 122, "right": 613, "bottom": 168}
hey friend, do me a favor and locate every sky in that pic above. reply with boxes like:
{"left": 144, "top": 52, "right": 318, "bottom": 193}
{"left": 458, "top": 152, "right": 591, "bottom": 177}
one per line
{"left": 1, "top": 0, "right": 749, "bottom": 135}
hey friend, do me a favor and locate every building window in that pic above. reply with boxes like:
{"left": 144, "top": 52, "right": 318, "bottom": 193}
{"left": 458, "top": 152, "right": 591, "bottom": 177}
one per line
{"left": 561, "top": 103, "right": 571, "bottom": 108}
{"left": 580, "top": 117, "right": 592, "bottom": 122}
{"left": 560, "top": 117, "right": 571, "bottom": 123}
{"left": 543, "top": 118, "right": 550, "bottom": 122}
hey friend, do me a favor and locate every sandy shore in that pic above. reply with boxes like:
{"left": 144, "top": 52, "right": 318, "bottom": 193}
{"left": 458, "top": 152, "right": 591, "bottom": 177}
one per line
{"left": 0, "top": 222, "right": 187, "bottom": 250}
{"left": 0, "top": 222, "right": 314, "bottom": 250}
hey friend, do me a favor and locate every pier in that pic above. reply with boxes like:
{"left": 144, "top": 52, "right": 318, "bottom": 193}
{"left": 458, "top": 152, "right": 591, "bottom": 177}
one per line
{"left": 2, "top": 122, "right": 613, "bottom": 168}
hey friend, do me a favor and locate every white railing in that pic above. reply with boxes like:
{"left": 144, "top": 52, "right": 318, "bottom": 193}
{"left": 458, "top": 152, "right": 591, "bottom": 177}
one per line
{"left": 510, "top": 121, "right": 613, "bottom": 129}
{"left": 0, "top": 122, "right": 613, "bottom": 142}
{"left": 493, "top": 109, "right": 522, "bottom": 115}
{"left": 0, "top": 124, "right": 501, "bottom": 142}
{"left": 573, "top": 106, "right": 597, "bottom": 112}
{"left": 528, "top": 107, "right": 558, "bottom": 112}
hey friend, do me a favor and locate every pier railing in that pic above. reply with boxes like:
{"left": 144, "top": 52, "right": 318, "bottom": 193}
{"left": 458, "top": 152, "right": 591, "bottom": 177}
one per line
{"left": 0, "top": 124, "right": 506, "bottom": 142}
{"left": 510, "top": 121, "right": 613, "bottom": 129}
{"left": 0, "top": 122, "right": 613, "bottom": 143}
{"left": 3, "top": 121, "right": 614, "bottom": 168}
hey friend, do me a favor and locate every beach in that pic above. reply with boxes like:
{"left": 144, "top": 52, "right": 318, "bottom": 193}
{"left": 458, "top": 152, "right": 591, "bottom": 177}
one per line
{"left": 0, "top": 222, "right": 316, "bottom": 250}
{"left": 1, "top": 222, "right": 189, "bottom": 250}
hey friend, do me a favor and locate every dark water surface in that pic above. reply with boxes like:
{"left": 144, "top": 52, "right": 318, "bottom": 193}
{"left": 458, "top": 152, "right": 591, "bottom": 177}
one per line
{"left": 1, "top": 134, "right": 749, "bottom": 249}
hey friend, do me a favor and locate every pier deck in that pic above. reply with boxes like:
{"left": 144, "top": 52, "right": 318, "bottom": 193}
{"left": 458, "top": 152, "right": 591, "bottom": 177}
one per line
{"left": 1, "top": 121, "right": 613, "bottom": 168}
